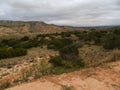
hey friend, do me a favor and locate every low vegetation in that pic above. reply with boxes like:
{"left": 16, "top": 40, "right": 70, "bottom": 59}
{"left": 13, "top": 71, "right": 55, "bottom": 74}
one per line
{"left": 0, "top": 48, "right": 27, "bottom": 59}
{"left": 49, "top": 45, "right": 85, "bottom": 69}
{"left": 0, "top": 27, "right": 120, "bottom": 89}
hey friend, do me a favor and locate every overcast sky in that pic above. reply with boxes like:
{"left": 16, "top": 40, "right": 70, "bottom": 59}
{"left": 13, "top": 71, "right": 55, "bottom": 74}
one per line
{"left": 0, "top": 0, "right": 120, "bottom": 26}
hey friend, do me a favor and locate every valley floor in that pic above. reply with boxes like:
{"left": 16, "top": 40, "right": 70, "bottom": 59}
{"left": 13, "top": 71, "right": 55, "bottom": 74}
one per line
{"left": 6, "top": 61, "right": 120, "bottom": 90}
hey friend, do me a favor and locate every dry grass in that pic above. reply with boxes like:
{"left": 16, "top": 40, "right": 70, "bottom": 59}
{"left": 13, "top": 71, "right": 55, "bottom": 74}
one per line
{"left": 112, "top": 49, "right": 120, "bottom": 61}
{"left": 79, "top": 45, "right": 113, "bottom": 67}
{"left": 0, "top": 46, "right": 58, "bottom": 68}
{"left": 0, "top": 60, "right": 51, "bottom": 89}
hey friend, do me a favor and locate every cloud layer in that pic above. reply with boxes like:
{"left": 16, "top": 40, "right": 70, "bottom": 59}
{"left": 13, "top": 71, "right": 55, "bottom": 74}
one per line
{"left": 0, "top": 0, "right": 120, "bottom": 26}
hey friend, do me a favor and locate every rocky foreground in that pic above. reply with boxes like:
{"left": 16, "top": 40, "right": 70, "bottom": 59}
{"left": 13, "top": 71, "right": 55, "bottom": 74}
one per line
{"left": 6, "top": 61, "right": 120, "bottom": 90}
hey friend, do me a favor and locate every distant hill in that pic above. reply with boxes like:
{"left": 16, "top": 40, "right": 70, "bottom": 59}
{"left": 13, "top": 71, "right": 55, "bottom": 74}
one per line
{"left": 0, "top": 20, "right": 64, "bottom": 34}
{"left": 0, "top": 21, "right": 88, "bottom": 39}
{"left": 0, "top": 20, "right": 119, "bottom": 37}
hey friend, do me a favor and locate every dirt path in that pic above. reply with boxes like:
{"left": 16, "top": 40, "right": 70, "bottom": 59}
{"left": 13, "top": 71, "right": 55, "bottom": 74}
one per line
{"left": 6, "top": 61, "right": 120, "bottom": 90}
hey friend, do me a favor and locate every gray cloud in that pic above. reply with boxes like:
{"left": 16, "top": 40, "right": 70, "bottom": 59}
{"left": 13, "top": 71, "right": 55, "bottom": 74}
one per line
{"left": 0, "top": 0, "right": 120, "bottom": 26}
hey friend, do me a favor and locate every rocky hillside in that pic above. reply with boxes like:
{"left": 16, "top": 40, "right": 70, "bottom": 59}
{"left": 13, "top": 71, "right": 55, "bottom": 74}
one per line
{"left": 0, "top": 20, "right": 119, "bottom": 37}
{"left": 0, "top": 21, "right": 64, "bottom": 34}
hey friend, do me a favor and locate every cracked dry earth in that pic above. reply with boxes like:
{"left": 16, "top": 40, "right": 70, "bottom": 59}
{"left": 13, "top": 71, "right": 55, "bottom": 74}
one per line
{"left": 6, "top": 61, "right": 120, "bottom": 90}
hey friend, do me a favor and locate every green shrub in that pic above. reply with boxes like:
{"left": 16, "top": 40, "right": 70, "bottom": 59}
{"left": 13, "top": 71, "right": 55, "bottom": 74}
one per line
{"left": 1, "top": 39, "right": 19, "bottom": 47}
{"left": 59, "top": 45, "right": 79, "bottom": 60}
{"left": 13, "top": 39, "right": 40, "bottom": 49}
{"left": 0, "top": 48, "right": 27, "bottom": 59}
{"left": 49, "top": 56, "right": 85, "bottom": 69}
{"left": 49, "top": 56, "right": 64, "bottom": 67}
{"left": 49, "top": 43, "right": 85, "bottom": 69}
{"left": 47, "top": 38, "right": 73, "bottom": 50}
{"left": 21, "top": 36, "right": 29, "bottom": 41}
{"left": 103, "top": 34, "right": 120, "bottom": 49}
